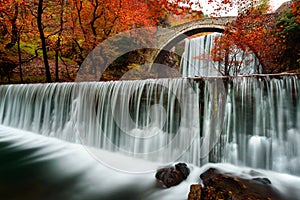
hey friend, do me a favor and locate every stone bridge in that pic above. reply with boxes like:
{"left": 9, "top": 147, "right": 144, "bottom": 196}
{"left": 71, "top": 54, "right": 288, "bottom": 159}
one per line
{"left": 156, "top": 16, "right": 236, "bottom": 51}
{"left": 152, "top": 16, "right": 237, "bottom": 64}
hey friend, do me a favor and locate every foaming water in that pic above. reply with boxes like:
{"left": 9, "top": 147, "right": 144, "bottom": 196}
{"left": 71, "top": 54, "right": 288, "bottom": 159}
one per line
{"left": 1, "top": 125, "right": 300, "bottom": 200}
{"left": 0, "top": 125, "right": 188, "bottom": 200}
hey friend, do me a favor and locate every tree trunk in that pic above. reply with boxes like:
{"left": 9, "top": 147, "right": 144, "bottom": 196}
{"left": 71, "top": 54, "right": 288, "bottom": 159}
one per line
{"left": 37, "top": 0, "right": 51, "bottom": 82}
{"left": 55, "top": 1, "right": 64, "bottom": 82}
{"left": 224, "top": 48, "right": 229, "bottom": 76}
{"left": 17, "top": 36, "right": 23, "bottom": 83}
{"left": 5, "top": 4, "right": 18, "bottom": 49}
{"left": 55, "top": 49, "right": 59, "bottom": 82}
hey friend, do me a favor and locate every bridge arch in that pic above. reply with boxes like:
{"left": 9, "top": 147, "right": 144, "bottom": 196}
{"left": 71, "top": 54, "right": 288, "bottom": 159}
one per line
{"left": 161, "top": 26, "right": 225, "bottom": 51}
{"left": 153, "top": 17, "right": 236, "bottom": 64}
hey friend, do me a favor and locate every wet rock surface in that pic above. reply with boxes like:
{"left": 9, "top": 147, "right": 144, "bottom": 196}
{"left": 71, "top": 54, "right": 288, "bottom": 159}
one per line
{"left": 155, "top": 163, "right": 190, "bottom": 188}
{"left": 188, "top": 167, "right": 284, "bottom": 200}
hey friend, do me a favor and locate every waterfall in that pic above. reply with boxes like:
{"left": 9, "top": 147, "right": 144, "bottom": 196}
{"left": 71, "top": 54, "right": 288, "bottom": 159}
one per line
{"left": 0, "top": 76, "right": 299, "bottom": 175}
{"left": 180, "top": 32, "right": 261, "bottom": 77}
{"left": 220, "top": 76, "right": 300, "bottom": 175}
{"left": 0, "top": 79, "right": 201, "bottom": 164}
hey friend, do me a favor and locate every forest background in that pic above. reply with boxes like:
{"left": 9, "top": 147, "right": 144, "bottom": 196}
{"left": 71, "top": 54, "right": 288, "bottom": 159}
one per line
{"left": 0, "top": 0, "right": 299, "bottom": 83}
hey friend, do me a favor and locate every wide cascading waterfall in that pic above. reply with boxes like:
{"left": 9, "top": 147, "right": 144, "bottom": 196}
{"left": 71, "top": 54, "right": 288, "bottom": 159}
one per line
{"left": 0, "top": 76, "right": 299, "bottom": 175}
{"left": 0, "top": 79, "right": 202, "bottom": 164}
{"left": 180, "top": 32, "right": 261, "bottom": 77}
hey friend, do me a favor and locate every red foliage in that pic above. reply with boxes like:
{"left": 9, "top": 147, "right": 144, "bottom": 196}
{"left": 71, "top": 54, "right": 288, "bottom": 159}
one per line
{"left": 211, "top": 11, "right": 286, "bottom": 73}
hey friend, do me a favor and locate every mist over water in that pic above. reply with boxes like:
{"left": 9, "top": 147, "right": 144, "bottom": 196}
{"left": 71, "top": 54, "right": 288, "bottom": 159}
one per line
{"left": 1, "top": 125, "right": 300, "bottom": 200}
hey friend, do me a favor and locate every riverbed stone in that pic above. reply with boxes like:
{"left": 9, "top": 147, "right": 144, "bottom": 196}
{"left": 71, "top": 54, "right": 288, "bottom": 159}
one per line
{"left": 188, "top": 167, "right": 284, "bottom": 200}
{"left": 188, "top": 184, "right": 202, "bottom": 200}
{"left": 155, "top": 162, "right": 190, "bottom": 188}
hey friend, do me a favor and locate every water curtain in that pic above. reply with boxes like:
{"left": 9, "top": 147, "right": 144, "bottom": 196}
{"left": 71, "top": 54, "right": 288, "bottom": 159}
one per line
{"left": 0, "top": 76, "right": 299, "bottom": 175}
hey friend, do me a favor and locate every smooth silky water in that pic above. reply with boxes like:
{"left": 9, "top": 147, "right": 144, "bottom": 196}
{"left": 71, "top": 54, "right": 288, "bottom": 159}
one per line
{"left": 0, "top": 76, "right": 300, "bottom": 199}
{"left": 181, "top": 33, "right": 261, "bottom": 77}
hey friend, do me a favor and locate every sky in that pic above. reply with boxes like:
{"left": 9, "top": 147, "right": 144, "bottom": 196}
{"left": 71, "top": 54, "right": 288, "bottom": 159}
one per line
{"left": 200, "top": 0, "right": 290, "bottom": 16}
{"left": 269, "top": 0, "right": 290, "bottom": 10}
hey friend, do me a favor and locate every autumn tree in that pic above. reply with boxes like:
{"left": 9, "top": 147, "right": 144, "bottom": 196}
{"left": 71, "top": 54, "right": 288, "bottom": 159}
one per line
{"left": 68, "top": 0, "right": 201, "bottom": 64}
{"left": 44, "top": 0, "right": 67, "bottom": 82}
{"left": 208, "top": 0, "right": 286, "bottom": 74}
{"left": 0, "top": 0, "right": 203, "bottom": 83}
{"left": 0, "top": 0, "right": 18, "bottom": 81}
{"left": 37, "top": 0, "right": 52, "bottom": 82}
{"left": 25, "top": 0, "right": 77, "bottom": 82}
{"left": 68, "top": 0, "right": 203, "bottom": 80}
{"left": 0, "top": 0, "right": 33, "bottom": 82}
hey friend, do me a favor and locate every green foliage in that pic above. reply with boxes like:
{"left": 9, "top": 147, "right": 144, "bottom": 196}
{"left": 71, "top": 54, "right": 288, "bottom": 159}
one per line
{"left": 19, "top": 41, "right": 39, "bottom": 56}
{"left": 277, "top": 12, "right": 300, "bottom": 41}
{"left": 276, "top": 0, "right": 300, "bottom": 70}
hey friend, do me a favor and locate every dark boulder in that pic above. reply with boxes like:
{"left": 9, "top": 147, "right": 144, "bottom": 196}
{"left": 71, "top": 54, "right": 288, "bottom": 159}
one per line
{"left": 188, "top": 167, "right": 284, "bottom": 200}
{"left": 155, "top": 162, "right": 190, "bottom": 188}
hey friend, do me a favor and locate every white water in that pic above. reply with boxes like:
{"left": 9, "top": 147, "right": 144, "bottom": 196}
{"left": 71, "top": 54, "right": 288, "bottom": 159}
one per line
{"left": 221, "top": 76, "right": 300, "bottom": 175}
{"left": 0, "top": 76, "right": 299, "bottom": 175}
{"left": 0, "top": 79, "right": 202, "bottom": 167}
{"left": 180, "top": 33, "right": 261, "bottom": 77}
{"left": 1, "top": 125, "right": 300, "bottom": 200}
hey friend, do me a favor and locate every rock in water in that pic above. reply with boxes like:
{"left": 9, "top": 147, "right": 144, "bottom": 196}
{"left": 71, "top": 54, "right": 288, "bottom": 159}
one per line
{"left": 175, "top": 163, "right": 190, "bottom": 179}
{"left": 188, "top": 168, "right": 284, "bottom": 200}
{"left": 188, "top": 184, "right": 202, "bottom": 200}
{"left": 155, "top": 163, "right": 190, "bottom": 188}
